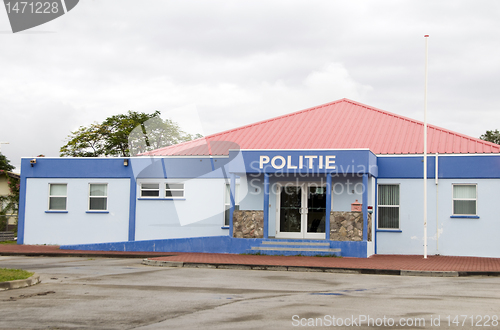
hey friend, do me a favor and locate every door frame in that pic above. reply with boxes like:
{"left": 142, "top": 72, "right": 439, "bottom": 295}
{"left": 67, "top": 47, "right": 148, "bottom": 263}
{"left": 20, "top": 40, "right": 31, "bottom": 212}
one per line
{"left": 275, "top": 181, "right": 327, "bottom": 239}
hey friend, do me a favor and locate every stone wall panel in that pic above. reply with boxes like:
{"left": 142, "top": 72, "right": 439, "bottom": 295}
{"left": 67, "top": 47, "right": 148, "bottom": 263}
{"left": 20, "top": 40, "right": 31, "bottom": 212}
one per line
{"left": 233, "top": 210, "right": 264, "bottom": 239}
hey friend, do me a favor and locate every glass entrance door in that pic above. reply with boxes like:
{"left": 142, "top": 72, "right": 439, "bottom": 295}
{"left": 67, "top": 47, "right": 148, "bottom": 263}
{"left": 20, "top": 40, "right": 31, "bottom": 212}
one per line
{"left": 276, "top": 183, "right": 327, "bottom": 239}
{"left": 278, "top": 185, "right": 302, "bottom": 236}
{"left": 306, "top": 186, "right": 327, "bottom": 239}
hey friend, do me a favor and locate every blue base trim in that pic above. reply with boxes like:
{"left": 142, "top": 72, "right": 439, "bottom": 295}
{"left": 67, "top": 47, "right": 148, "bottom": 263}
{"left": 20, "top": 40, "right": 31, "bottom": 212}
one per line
{"left": 137, "top": 198, "right": 186, "bottom": 201}
{"left": 60, "top": 237, "right": 370, "bottom": 258}
{"left": 86, "top": 211, "right": 109, "bottom": 214}
{"left": 450, "top": 215, "right": 480, "bottom": 219}
{"left": 376, "top": 229, "right": 402, "bottom": 233}
{"left": 221, "top": 226, "right": 230, "bottom": 229}
{"left": 45, "top": 211, "right": 68, "bottom": 213}
{"left": 61, "top": 236, "right": 254, "bottom": 254}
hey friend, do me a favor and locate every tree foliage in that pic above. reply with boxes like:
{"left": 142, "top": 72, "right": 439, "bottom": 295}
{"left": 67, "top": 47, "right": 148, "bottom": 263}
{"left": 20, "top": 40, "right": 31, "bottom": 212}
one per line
{"left": 60, "top": 123, "right": 106, "bottom": 157}
{"left": 60, "top": 110, "right": 202, "bottom": 157}
{"left": 0, "top": 153, "right": 14, "bottom": 172}
{"left": 0, "top": 153, "right": 19, "bottom": 232}
{"left": 480, "top": 129, "right": 500, "bottom": 145}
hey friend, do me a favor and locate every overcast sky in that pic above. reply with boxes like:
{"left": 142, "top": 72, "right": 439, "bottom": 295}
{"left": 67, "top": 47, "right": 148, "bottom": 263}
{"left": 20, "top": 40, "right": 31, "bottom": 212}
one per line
{"left": 1, "top": 1, "right": 499, "bottom": 169}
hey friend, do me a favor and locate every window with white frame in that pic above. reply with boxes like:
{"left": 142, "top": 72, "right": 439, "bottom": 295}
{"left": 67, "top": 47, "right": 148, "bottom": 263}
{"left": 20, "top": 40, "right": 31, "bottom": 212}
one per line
{"left": 165, "top": 183, "right": 184, "bottom": 199}
{"left": 89, "top": 184, "right": 107, "bottom": 211}
{"left": 377, "top": 184, "right": 400, "bottom": 229}
{"left": 224, "top": 184, "right": 240, "bottom": 226}
{"left": 49, "top": 183, "right": 67, "bottom": 210}
{"left": 140, "top": 183, "right": 160, "bottom": 198}
{"left": 452, "top": 184, "right": 477, "bottom": 215}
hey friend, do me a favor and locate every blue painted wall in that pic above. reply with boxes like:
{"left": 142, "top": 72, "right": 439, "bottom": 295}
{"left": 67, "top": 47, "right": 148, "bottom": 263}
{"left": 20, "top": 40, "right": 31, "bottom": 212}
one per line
{"left": 378, "top": 155, "right": 500, "bottom": 179}
{"left": 19, "top": 153, "right": 500, "bottom": 258}
{"left": 376, "top": 178, "right": 500, "bottom": 257}
{"left": 23, "top": 178, "right": 130, "bottom": 245}
{"left": 60, "top": 236, "right": 369, "bottom": 258}
{"left": 230, "top": 149, "right": 378, "bottom": 176}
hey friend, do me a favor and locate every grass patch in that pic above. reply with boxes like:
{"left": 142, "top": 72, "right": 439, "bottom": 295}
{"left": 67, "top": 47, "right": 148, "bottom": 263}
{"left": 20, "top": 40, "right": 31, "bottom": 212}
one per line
{"left": 0, "top": 240, "right": 17, "bottom": 245}
{"left": 0, "top": 268, "right": 34, "bottom": 282}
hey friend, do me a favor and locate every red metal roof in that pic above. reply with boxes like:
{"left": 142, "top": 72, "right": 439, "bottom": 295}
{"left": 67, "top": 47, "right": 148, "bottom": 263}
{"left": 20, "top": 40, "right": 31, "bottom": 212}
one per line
{"left": 142, "top": 99, "right": 500, "bottom": 156}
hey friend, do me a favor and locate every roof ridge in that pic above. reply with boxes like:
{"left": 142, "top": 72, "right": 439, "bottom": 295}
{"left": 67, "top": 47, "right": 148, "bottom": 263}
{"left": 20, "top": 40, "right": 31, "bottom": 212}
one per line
{"left": 203, "top": 98, "right": 348, "bottom": 140}
{"left": 343, "top": 99, "right": 499, "bottom": 148}
{"left": 142, "top": 99, "right": 350, "bottom": 155}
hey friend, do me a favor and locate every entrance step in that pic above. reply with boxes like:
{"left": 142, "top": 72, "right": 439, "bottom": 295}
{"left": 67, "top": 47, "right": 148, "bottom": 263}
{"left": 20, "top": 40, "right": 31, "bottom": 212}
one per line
{"left": 261, "top": 241, "right": 330, "bottom": 247}
{"left": 248, "top": 240, "right": 341, "bottom": 257}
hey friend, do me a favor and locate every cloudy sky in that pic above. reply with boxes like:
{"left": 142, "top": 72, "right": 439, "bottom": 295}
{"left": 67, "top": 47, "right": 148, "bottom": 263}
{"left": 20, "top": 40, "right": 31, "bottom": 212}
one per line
{"left": 1, "top": 1, "right": 499, "bottom": 169}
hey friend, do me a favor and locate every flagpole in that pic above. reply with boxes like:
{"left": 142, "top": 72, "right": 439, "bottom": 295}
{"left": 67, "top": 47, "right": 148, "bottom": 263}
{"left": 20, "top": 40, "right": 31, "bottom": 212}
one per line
{"left": 423, "top": 35, "right": 429, "bottom": 259}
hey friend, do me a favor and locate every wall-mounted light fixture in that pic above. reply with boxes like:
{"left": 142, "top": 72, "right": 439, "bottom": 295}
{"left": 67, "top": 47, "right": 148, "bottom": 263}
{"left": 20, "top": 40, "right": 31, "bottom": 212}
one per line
{"left": 123, "top": 159, "right": 129, "bottom": 167}
{"left": 30, "top": 159, "right": 36, "bottom": 167}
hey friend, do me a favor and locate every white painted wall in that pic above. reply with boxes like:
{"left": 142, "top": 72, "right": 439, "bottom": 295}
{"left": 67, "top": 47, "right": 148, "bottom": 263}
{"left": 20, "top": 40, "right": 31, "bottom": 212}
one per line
{"left": 135, "top": 178, "right": 229, "bottom": 240}
{"left": 331, "top": 176, "right": 363, "bottom": 212}
{"left": 24, "top": 178, "right": 130, "bottom": 245}
{"left": 377, "top": 178, "right": 500, "bottom": 257}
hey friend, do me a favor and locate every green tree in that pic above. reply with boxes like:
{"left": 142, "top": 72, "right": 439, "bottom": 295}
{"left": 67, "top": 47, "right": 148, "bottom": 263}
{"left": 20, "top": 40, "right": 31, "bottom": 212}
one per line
{"left": 0, "top": 153, "right": 14, "bottom": 172}
{"left": 61, "top": 110, "right": 202, "bottom": 157}
{"left": 480, "top": 129, "right": 500, "bottom": 145}
{"left": 101, "top": 110, "right": 161, "bottom": 157}
{"left": 0, "top": 153, "right": 19, "bottom": 232}
{"left": 128, "top": 116, "right": 203, "bottom": 156}
{"left": 60, "top": 123, "right": 107, "bottom": 157}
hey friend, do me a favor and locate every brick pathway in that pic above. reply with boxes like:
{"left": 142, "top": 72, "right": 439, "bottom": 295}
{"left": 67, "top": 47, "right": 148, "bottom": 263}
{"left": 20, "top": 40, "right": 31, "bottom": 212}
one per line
{"left": 1, "top": 244, "right": 500, "bottom": 274}
{"left": 149, "top": 253, "right": 500, "bottom": 273}
{"left": 0, "top": 244, "right": 171, "bottom": 258}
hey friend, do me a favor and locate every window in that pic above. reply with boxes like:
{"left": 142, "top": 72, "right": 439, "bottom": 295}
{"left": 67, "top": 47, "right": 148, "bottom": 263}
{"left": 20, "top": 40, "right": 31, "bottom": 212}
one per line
{"left": 377, "top": 185, "right": 399, "bottom": 229}
{"left": 453, "top": 184, "right": 477, "bottom": 215}
{"left": 141, "top": 183, "right": 160, "bottom": 198}
{"left": 89, "top": 184, "right": 107, "bottom": 211}
{"left": 165, "top": 183, "right": 184, "bottom": 199}
{"left": 49, "top": 184, "right": 67, "bottom": 210}
{"left": 224, "top": 184, "right": 240, "bottom": 226}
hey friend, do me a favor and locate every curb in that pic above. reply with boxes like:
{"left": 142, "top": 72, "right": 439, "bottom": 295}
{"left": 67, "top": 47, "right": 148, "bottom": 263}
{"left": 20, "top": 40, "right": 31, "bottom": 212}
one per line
{"left": 401, "top": 270, "right": 459, "bottom": 277}
{"left": 0, "top": 273, "right": 41, "bottom": 291}
{"left": 141, "top": 259, "right": 500, "bottom": 277}
{"left": 141, "top": 259, "right": 401, "bottom": 275}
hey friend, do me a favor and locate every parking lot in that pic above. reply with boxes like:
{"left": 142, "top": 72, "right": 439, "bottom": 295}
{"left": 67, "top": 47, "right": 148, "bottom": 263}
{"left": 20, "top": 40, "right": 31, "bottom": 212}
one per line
{"left": 1, "top": 256, "right": 500, "bottom": 329}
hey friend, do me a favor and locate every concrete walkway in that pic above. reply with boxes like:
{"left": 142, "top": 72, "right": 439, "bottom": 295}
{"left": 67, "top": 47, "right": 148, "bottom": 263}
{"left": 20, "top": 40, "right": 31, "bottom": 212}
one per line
{"left": 1, "top": 244, "right": 500, "bottom": 276}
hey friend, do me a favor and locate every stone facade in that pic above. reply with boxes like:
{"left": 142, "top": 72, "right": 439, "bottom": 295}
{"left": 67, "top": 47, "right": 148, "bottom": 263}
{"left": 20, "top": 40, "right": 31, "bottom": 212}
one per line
{"left": 330, "top": 211, "right": 372, "bottom": 242}
{"left": 233, "top": 210, "right": 264, "bottom": 238}
{"left": 233, "top": 210, "right": 372, "bottom": 241}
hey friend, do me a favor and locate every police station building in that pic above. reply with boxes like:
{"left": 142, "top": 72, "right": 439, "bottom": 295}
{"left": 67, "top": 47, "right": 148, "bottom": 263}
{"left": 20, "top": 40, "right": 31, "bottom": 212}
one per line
{"left": 17, "top": 99, "right": 500, "bottom": 258}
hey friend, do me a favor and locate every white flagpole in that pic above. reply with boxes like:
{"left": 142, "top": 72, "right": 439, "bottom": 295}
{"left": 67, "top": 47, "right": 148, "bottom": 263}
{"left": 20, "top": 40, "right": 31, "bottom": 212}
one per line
{"left": 424, "top": 35, "right": 429, "bottom": 259}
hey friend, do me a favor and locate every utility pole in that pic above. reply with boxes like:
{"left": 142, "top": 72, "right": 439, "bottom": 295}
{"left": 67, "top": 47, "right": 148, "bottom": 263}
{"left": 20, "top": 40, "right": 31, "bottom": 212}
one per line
{"left": 0, "top": 142, "right": 9, "bottom": 153}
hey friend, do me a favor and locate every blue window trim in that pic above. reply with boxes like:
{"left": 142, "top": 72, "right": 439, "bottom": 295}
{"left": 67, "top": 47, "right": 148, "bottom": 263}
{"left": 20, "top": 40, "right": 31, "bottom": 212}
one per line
{"left": 45, "top": 210, "right": 68, "bottom": 213}
{"left": 86, "top": 211, "right": 109, "bottom": 214}
{"left": 450, "top": 215, "right": 480, "bottom": 219}
{"left": 376, "top": 229, "right": 402, "bottom": 233}
{"left": 221, "top": 226, "right": 230, "bottom": 230}
{"left": 137, "top": 198, "right": 186, "bottom": 201}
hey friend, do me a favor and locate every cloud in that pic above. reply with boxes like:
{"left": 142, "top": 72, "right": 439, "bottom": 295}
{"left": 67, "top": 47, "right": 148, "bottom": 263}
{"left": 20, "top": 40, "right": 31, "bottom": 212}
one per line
{"left": 1, "top": 0, "right": 500, "bottom": 169}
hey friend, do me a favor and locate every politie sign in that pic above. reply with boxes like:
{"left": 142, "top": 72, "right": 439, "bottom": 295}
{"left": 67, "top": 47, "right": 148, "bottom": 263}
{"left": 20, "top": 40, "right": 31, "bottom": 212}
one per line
{"left": 228, "top": 149, "right": 378, "bottom": 176}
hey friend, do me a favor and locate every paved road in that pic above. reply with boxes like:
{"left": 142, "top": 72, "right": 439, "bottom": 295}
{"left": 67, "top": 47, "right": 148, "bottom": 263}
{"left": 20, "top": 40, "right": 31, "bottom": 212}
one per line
{"left": 1, "top": 256, "right": 499, "bottom": 329}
